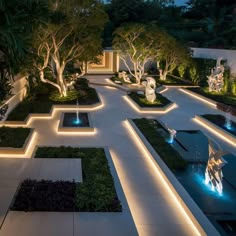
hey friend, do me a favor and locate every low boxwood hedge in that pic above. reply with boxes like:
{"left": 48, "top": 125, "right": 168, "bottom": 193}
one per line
{"left": 0, "top": 127, "right": 31, "bottom": 148}
{"left": 133, "top": 118, "right": 187, "bottom": 171}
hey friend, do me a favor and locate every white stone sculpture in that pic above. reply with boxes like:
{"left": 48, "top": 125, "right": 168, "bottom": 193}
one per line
{"left": 205, "top": 139, "right": 228, "bottom": 195}
{"left": 118, "top": 71, "right": 131, "bottom": 83}
{"left": 207, "top": 57, "right": 225, "bottom": 92}
{"left": 142, "top": 77, "right": 156, "bottom": 103}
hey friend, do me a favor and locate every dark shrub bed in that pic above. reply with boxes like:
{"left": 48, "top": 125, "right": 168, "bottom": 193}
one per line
{"left": 155, "top": 75, "right": 194, "bottom": 86}
{"left": 0, "top": 127, "right": 31, "bottom": 148}
{"left": 187, "top": 87, "right": 236, "bottom": 107}
{"left": 13, "top": 147, "right": 122, "bottom": 212}
{"left": 128, "top": 92, "right": 171, "bottom": 107}
{"left": 133, "top": 118, "right": 187, "bottom": 170}
{"left": 11, "top": 180, "right": 76, "bottom": 212}
{"left": 7, "top": 85, "right": 99, "bottom": 121}
{"left": 201, "top": 114, "right": 236, "bottom": 136}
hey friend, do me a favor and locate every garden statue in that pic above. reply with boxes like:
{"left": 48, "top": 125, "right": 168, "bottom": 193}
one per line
{"left": 207, "top": 57, "right": 225, "bottom": 92}
{"left": 118, "top": 71, "right": 131, "bottom": 83}
{"left": 205, "top": 139, "right": 228, "bottom": 195}
{"left": 142, "top": 77, "right": 156, "bottom": 103}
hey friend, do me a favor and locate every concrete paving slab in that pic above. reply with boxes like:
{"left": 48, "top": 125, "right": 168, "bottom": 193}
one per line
{"left": 27, "top": 159, "right": 82, "bottom": 182}
{"left": 74, "top": 212, "right": 138, "bottom": 236}
{"left": 0, "top": 188, "right": 16, "bottom": 228}
{"left": 0, "top": 212, "right": 73, "bottom": 236}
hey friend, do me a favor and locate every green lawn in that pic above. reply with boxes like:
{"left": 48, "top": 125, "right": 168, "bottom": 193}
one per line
{"left": 133, "top": 118, "right": 187, "bottom": 171}
{"left": 14, "top": 147, "right": 122, "bottom": 212}
{"left": 0, "top": 127, "right": 31, "bottom": 148}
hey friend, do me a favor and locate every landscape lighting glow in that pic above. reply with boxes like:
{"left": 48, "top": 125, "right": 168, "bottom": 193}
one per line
{"left": 123, "top": 95, "right": 177, "bottom": 114}
{"left": 0, "top": 131, "right": 37, "bottom": 158}
{"left": 179, "top": 89, "right": 217, "bottom": 107}
{"left": 124, "top": 120, "right": 203, "bottom": 236}
{"left": 193, "top": 117, "right": 236, "bottom": 147}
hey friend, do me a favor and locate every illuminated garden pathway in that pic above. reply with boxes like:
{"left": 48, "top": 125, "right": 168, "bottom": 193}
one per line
{"left": 0, "top": 77, "right": 235, "bottom": 236}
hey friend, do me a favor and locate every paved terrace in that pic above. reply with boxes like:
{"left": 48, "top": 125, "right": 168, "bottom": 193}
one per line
{"left": 0, "top": 76, "right": 235, "bottom": 236}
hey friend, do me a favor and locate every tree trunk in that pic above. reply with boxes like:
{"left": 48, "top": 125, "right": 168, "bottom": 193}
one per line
{"left": 56, "top": 68, "right": 67, "bottom": 97}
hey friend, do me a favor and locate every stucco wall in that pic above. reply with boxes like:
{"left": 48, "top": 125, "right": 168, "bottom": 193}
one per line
{"left": 117, "top": 48, "right": 236, "bottom": 76}
{"left": 191, "top": 47, "right": 236, "bottom": 75}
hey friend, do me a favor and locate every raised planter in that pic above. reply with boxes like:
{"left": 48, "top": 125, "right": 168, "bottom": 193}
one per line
{"left": 124, "top": 94, "right": 176, "bottom": 113}
{"left": 0, "top": 128, "right": 36, "bottom": 155}
{"left": 2, "top": 95, "right": 102, "bottom": 127}
{"left": 179, "top": 88, "right": 217, "bottom": 107}
{"left": 58, "top": 112, "right": 94, "bottom": 133}
{"left": 126, "top": 119, "right": 219, "bottom": 236}
{"left": 194, "top": 115, "right": 236, "bottom": 146}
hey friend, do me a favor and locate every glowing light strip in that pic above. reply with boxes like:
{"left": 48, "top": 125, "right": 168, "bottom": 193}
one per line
{"left": 106, "top": 85, "right": 117, "bottom": 90}
{"left": 159, "top": 87, "right": 168, "bottom": 94}
{"left": 123, "top": 95, "right": 177, "bottom": 114}
{"left": 0, "top": 131, "right": 37, "bottom": 158}
{"left": 193, "top": 117, "right": 236, "bottom": 147}
{"left": 57, "top": 129, "right": 97, "bottom": 136}
{"left": 125, "top": 120, "right": 202, "bottom": 236}
{"left": 179, "top": 89, "right": 216, "bottom": 107}
{"left": 1, "top": 96, "right": 104, "bottom": 127}
{"left": 0, "top": 123, "right": 27, "bottom": 128}
{"left": 54, "top": 120, "right": 97, "bottom": 136}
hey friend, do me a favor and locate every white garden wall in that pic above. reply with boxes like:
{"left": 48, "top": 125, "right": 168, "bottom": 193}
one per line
{"left": 117, "top": 48, "right": 236, "bottom": 75}
{"left": 191, "top": 47, "right": 236, "bottom": 75}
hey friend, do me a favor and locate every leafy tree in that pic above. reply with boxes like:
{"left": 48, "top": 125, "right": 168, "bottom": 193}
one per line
{"left": 0, "top": 0, "right": 48, "bottom": 101}
{"left": 113, "top": 23, "right": 155, "bottom": 84}
{"left": 150, "top": 28, "right": 191, "bottom": 80}
{"left": 32, "top": 0, "right": 107, "bottom": 97}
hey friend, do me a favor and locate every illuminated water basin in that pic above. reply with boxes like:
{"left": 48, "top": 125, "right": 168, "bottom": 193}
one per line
{"left": 169, "top": 130, "right": 236, "bottom": 236}
{"left": 62, "top": 113, "right": 90, "bottom": 127}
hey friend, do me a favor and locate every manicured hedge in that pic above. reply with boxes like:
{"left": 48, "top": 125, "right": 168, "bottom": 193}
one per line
{"left": 133, "top": 118, "right": 187, "bottom": 170}
{"left": 0, "top": 127, "right": 31, "bottom": 148}
{"left": 15, "top": 147, "right": 122, "bottom": 212}
{"left": 187, "top": 87, "right": 236, "bottom": 107}
{"left": 128, "top": 92, "right": 171, "bottom": 107}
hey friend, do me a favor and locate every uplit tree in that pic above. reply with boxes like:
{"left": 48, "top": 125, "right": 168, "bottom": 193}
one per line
{"left": 113, "top": 23, "right": 155, "bottom": 84}
{"left": 152, "top": 30, "right": 191, "bottom": 80}
{"left": 33, "top": 0, "right": 107, "bottom": 97}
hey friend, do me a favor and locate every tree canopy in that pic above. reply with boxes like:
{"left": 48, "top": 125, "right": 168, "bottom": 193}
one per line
{"left": 31, "top": 0, "right": 108, "bottom": 96}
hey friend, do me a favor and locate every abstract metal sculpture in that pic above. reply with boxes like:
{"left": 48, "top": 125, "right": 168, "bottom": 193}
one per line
{"left": 207, "top": 57, "right": 225, "bottom": 93}
{"left": 142, "top": 77, "right": 156, "bottom": 103}
{"left": 205, "top": 139, "right": 228, "bottom": 195}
